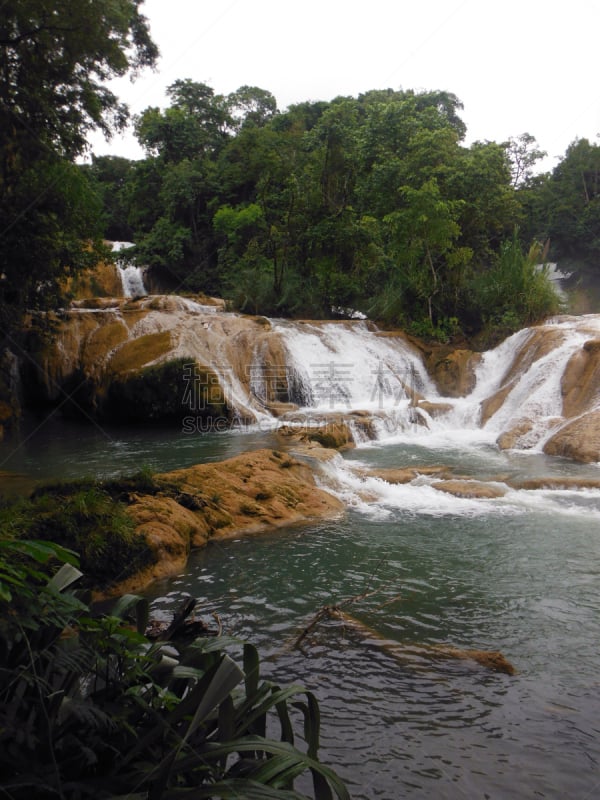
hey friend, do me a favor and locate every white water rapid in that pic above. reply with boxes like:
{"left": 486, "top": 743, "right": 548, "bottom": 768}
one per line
{"left": 54, "top": 291, "right": 600, "bottom": 468}
{"left": 271, "top": 319, "right": 435, "bottom": 410}
{"left": 254, "top": 315, "right": 600, "bottom": 453}
{"left": 111, "top": 241, "right": 147, "bottom": 297}
{"left": 21, "top": 295, "right": 600, "bottom": 800}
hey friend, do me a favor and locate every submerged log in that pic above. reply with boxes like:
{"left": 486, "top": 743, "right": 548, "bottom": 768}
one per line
{"left": 294, "top": 605, "right": 516, "bottom": 676}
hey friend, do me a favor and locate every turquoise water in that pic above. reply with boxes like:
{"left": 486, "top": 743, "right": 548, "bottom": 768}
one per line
{"left": 0, "top": 413, "right": 280, "bottom": 483}
{"left": 1, "top": 418, "right": 599, "bottom": 798}
{"left": 155, "top": 508, "right": 599, "bottom": 799}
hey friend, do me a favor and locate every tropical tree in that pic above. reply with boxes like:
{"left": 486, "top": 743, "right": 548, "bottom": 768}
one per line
{"left": 0, "top": 0, "right": 158, "bottom": 327}
{"left": 537, "top": 138, "right": 600, "bottom": 265}
{"left": 381, "top": 178, "right": 470, "bottom": 329}
{"left": 504, "top": 132, "right": 547, "bottom": 188}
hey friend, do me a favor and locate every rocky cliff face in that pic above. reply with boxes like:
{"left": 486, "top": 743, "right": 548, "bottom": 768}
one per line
{"left": 13, "top": 289, "right": 600, "bottom": 463}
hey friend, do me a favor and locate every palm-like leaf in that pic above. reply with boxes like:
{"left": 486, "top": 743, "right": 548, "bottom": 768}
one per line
{"left": 0, "top": 540, "right": 350, "bottom": 800}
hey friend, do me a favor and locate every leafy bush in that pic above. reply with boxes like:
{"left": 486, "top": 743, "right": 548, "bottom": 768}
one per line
{"left": 471, "top": 231, "right": 562, "bottom": 336}
{"left": 13, "top": 483, "right": 154, "bottom": 590}
{"left": 0, "top": 538, "right": 349, "bottom": 799}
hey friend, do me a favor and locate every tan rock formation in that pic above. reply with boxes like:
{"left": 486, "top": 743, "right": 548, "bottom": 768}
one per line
{"left": 277, "top": 420, "right": 356, "bottom": 450}
{"left": 97, "top": 449, "right": 343, "bottom": 597}
{"left": 428, "top": 349, "right": 482, "bottom": 398}
{"left": 480, "top": 326, "right": 568, "bottom": 426}
{"left": 417, "top": 400, "right": 454, "bottom": 418}
{"left": 500, "top": 327, "right": 566, "bottom": 387}
{"left": 561, "top": 339, "right": 600, "bottom": 417}
{"left": 64, "top": 261, "right": 124, "bottom": 300}
{"left": 366, "top": 465, "right": 452, "bottom": 484}
{"left": 432, "top": 479, "right": 506, "bottom": 499}
{"left": 495, "top": 420, "right": 534, "bottom": 450}
{"left": 509, "top": 476, "right": 600, "bottom": 490}
{"left": 156, "top": 449, "right": 344, "bottom": 538}
{"left": 480, "top": 381, "right": 517, "bottom": 426}
{"left": 543, "top": 410, "right": 600, "bottom": 463}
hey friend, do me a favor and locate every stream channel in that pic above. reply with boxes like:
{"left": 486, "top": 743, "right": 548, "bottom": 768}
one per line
{"left": 1, "top": 412, "right": 599, "bottom": 799}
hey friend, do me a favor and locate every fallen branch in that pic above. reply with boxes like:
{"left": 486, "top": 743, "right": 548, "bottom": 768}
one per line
{"left": 290, "top": 601, "right": 516, "bottom": 675}
{"left": 289, "top": 583, "right": 399, "bottom": 651}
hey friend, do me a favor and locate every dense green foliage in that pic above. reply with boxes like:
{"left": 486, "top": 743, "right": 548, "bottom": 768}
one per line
{"left": 2, "top": 0, "right": 595, "bottom": 344}
{"left": 0, "top": 538, "right": 348, "bottom": 799}
{"left": 85, "top": 83, "right": 568, "bottom": 339}
{"left": 521, "top": 137, "right": 600, "bottom": 268}
{"left": 0, "top": 1, "right": 157, "bottom": 328}
{"left": 0, "top": 478, "right": 155, "bottom": 589}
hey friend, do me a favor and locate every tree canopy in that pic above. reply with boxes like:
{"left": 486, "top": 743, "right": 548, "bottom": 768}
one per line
{"left": 1, "top": 0, "right": 583, "bottom": 343}
{"left": 92, "top": 82, "right": 562, "bottom": 339}
{"left": 0, "top": 0, "right": 158, "bottom": 328}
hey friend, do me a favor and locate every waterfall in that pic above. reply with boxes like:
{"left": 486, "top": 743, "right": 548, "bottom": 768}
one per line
{"left": 119, "top": 266, "right": 147, "bottom": 298}
{"left": 271, "top": 320, "right": 435, "bottom": 412}
{"left": 110, "top": 241, "right": 147, "bottom": 298}
{"left": 54, "top": 291, "right": 600, "bottom": 460}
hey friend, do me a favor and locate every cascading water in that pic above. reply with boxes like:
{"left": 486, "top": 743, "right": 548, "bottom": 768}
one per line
{"left": 272, "top": 319, "right": 434, "bottom": 411}
{"left": 264, "top": 315, "right": 600, "bottom": 456}
{"left": 3, "top": 303, "right": 600, "bottom": 800}
{"left": 267, "top": 319, "right": 436, "bottom": 442}
{"left": 111, "top": 241, "right": 147, "bottom": 297}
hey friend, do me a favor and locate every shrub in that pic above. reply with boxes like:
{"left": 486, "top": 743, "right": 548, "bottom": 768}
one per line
{"left": 472, "top": 231, "right": 562, "bottom": 334}
{"left": 0, "top": 538, "right": 349, "bottom": 799}
{"left": 3, "top": 481, "right": 155, "bottom": 590}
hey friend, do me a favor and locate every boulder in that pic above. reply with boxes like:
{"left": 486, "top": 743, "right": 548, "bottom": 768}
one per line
{"left": 496, "top": 420, "right": 534, "bottom": 450}
{"left": 277, "top": 420, "right": 355, "bottom": 450}
{"left": 428, "top": 349, "right": 481, "bottom": 397}
{"left": 543, "top": 410, "right": 600, "bottom": 463}
{"left": 432, "top": 479, "right": 506, "bottom": 499}
{"left": 417, "top": 400, "right": 454, "bottom": 418}
{"left": 158, "top": 449, "right": 344, "bottom": 537}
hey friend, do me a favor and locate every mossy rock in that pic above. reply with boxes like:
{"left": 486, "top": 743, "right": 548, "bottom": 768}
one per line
{"left": 7, "top": 483, "right": 155, "bottom": 591}
{"left": 65, "top": 261, "right": 123, "bottom": 299}
{"left": 82, "top": 320, "right": 129, "bottom": 369}
{"left": 104, "top": 358, "right": 230, "bottom": 423}
{"left": 108, "top": 331, "right": 173, "bottom": 375}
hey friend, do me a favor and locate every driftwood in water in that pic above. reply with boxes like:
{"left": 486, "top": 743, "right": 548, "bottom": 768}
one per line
{"left": 293, "top": 605, "right": 516, "bottom": 676}
{"left": 146, "top": 597, "right": 218, "bottom": 642}
{"left": 290, "top": 585, "right": 399, "bottom": 651}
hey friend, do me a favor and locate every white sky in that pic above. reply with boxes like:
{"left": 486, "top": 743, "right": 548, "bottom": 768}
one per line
{"left": 89, "top": 0, "right": 600, "bottom": 172}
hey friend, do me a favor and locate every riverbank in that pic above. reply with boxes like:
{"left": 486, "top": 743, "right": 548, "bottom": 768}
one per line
{"left": 0, "top": 447, "right": 343, "bottom": 598}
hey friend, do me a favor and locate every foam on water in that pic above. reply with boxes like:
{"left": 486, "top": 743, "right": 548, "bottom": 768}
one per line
{"left": 272, "top": 320, "right": 436, "bottom": 411}
{"left": 110, "top": 241, "right": 147, "bottom": 297}
{"left": 311, "top": 448, "right": 600, "bottom": 522}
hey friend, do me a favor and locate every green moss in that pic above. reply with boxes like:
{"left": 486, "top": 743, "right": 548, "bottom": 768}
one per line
{"left": 104, "top": 358, "right": 230, "bottom": 423}
{"left": 2, "top": 481, "right": 156, "bottom": 590}
{"left": 109, "top": 331, "right": 172, "bottom": 374}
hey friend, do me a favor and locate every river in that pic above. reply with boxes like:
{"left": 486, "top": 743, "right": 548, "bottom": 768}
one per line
{"left": 2, "top": 412, "right": 599, "bottom": 799}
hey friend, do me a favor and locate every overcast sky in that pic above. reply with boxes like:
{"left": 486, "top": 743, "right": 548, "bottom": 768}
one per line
{"left": 89, "top": 0, "right": 600, "bottom": 172}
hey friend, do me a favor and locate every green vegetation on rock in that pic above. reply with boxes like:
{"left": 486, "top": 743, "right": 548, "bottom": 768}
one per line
{"left": 0, "top": 478, "right": 155, "bottom": 590}
{"left": 0, "top": 538, "right": 349, "bottom": 799}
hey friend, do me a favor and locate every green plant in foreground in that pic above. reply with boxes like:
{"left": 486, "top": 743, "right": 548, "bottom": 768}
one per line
{"left": 0, "top": 538, "right": 349, "bottom": 799}
{"left": 1, "top": 480, "right": 157, "bottom": 590}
